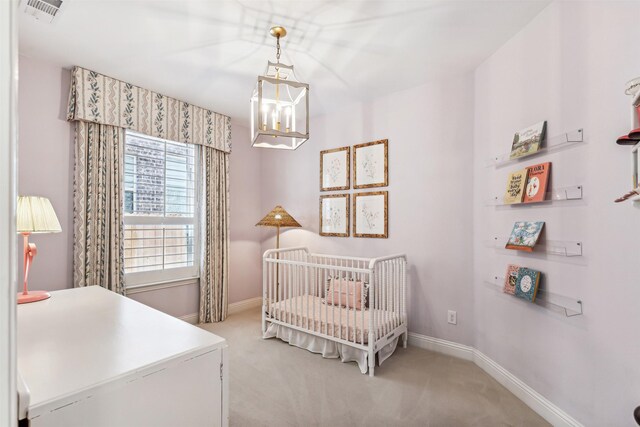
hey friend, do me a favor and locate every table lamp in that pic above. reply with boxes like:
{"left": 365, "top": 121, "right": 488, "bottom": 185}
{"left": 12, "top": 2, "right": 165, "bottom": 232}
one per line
{"left": 256, "top": 205, "right": 301, "bottom": 249}
{"left": 16, "top": 196, "right": 62, "bottom": 304}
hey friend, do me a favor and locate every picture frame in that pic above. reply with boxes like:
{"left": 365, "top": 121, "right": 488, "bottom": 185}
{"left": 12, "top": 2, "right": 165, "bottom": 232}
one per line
{"left": 319, "top": 194, "right": 350, "bottom": 237}
{"left": 353, "top": 191, "right": 388, "bottom": 238}
{"left": 320, "top": 146, "right": 350, "bottom": 191}
{"left": 353, "top": 139, "right": 388, "bottom": 189}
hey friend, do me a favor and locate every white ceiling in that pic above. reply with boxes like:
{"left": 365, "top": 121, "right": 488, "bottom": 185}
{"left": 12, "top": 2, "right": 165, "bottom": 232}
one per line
{"left": 19, "top": 0, "right": 550, "bottom": 124}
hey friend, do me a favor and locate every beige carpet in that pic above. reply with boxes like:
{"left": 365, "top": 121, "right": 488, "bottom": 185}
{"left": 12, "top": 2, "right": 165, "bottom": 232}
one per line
{"left": 200, "top": 308, "right": 548, "bottom": 427}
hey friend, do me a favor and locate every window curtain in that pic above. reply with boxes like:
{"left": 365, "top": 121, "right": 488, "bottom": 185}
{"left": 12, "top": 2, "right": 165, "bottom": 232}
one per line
{"left": 68, "top": 66, "right": 232, "bottom": 321}
{"left": 73, "top": 121, "right": 125, "bottom": 294}
{"left": 199, "top": 147, "right": 230, "bottom": 323}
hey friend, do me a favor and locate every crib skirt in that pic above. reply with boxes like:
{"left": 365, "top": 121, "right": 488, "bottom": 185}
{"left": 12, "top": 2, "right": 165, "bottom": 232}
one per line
{"left": 264, "top": 322, "right": 398, "bottom": 374}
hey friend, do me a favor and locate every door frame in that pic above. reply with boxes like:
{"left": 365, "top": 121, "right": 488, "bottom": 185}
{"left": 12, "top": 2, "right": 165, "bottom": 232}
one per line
{"left": 0, "top": 0, "right": 18, "bottom": 426}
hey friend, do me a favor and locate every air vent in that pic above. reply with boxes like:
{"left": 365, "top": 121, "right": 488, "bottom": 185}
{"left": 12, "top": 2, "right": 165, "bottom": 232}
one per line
{"left": 22, "top": 0, "right": 63, "bottom": 23}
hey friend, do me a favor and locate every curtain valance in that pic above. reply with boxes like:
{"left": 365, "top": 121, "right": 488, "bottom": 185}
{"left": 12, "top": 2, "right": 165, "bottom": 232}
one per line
{"left": 67, "top": 66, "right": 232, "bottom": 153}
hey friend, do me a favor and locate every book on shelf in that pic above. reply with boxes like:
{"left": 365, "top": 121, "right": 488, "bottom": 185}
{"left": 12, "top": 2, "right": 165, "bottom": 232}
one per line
{"left": 505, "top": 221, "right": 545, "bottom": 252}
{"left": 503, "top": 169, "right": 528, "bottom": 204}
{"left": 523, "top": 162, "right": 551, "bottom": 203}
{"left": 509, "top": 121, "right": 547, "bottom": 159}
{"left": 515, "top": 268, "right": 541, "bottom": 302}
{"left": 503, "top": 264, "right": 520, "bottom": 295}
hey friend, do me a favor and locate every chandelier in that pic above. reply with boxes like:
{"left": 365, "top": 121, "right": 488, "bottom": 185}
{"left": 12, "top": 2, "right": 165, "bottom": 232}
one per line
{"left": 251, "top": 26, "right": 309, "bottom": 150}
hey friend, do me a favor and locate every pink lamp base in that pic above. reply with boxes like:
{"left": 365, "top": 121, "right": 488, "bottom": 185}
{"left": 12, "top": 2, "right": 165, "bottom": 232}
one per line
{"left": 17, "top": 291, "right": 51, "bottom": 304}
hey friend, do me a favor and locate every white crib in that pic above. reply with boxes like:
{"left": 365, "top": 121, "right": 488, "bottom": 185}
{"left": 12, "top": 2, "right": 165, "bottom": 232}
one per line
{"left": 261, "top": 247, "right": 407, "bottom": 376}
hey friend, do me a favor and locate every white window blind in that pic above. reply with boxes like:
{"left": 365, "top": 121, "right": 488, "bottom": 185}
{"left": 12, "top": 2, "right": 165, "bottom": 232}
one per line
{"left": 123, "top": 131, "right": 199, "bottom": 286}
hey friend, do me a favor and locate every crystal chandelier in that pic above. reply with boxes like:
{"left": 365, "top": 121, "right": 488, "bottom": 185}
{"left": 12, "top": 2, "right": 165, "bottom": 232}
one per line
{"left": 251, "top": 26, "right": 309, "bottom": 150}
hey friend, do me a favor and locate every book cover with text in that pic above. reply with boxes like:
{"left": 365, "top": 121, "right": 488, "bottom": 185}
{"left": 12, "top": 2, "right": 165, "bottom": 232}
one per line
{"left": 503, "top": 169, "right": 528, "bottom": 204}
{"left": 503, "top": 264, "right": 521, "bottom": 295}
{"left": 509, "top": 121, "right": 547, "bottom": 159}
{"left": 515, "top": 268, "right": 541, "bottom": 302}
{"left": 524, "top": 162, "right": 551, "bottom": 203}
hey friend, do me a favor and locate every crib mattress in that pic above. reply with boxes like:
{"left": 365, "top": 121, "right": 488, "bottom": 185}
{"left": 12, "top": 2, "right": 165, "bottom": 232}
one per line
{"left": 269, "top": 295, "right": 401, "bottom": 344}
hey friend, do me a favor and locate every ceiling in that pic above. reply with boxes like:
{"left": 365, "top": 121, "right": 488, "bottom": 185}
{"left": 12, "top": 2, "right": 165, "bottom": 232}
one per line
{"left": 19, "top": 0, "right": 550, "bottom": 124}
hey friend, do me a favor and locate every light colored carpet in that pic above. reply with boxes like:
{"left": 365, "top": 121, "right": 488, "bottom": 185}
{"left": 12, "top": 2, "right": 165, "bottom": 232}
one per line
{"left": 200, "top": 308, "right": 548, "bottom": 427}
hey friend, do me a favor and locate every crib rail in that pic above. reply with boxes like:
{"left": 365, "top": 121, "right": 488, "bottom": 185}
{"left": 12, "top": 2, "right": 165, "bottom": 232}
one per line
{"left": 262, "top": 247, "right": 407, "bottom": 375}
{"left": 369, "top": 254, "right": 407, "bottom": 345}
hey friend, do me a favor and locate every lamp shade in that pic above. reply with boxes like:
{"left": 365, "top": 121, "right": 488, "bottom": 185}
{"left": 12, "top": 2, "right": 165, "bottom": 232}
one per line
{"left": 256, "top": 205, "right": 301, "bottom": 228}
{"left": 17, "top": 196, "right": 62, "bottom": 234}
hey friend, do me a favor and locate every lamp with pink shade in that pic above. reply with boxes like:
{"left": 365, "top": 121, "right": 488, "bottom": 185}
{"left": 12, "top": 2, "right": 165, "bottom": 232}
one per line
{"left": 16, "top": 196, "right": 61, "bottom": 304}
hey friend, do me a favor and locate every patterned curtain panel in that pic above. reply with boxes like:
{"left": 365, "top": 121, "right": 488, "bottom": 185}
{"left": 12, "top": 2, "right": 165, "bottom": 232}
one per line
{"left": 199, "top": 147, "right": 230, "bottom": 323}
{"left": 73, "top": 121, "right": 125, "bottom": 295}
{"left": 67, "top": 66, "right": 232, "bottom": 153}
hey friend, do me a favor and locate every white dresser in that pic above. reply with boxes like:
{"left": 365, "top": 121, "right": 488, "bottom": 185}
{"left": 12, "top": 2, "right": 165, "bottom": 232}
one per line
{"left": 17, "top": 286, "right": 228, "bottom": 427}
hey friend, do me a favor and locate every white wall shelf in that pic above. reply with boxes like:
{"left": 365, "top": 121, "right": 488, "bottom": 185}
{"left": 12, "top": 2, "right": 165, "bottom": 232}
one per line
{"left": 486, "top": 128, "right": 584, "bottom": 168}
{"left": 485, "top": 276, "right": 583, "bottom": 317}
{"left": 487, "top": 236, "right": 583, "bottom": 257}
{"left": 487, "top": 185, "right": 583, "bottom": 206}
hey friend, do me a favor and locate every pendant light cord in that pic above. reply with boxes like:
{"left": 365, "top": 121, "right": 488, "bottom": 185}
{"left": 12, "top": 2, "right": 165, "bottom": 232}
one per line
{"left": 276, "top": 35, "right": 281, "bottom": 64}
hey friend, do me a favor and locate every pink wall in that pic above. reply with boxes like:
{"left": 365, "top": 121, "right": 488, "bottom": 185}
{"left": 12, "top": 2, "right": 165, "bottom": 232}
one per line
{"left": 127, "top": 283, "right": 200, "bottom": 318}
{"left": 473, "top": 2, "right": 640, "bottom": 424}
{"left": 17, "top": 56, "right": 263, "bottom": 317}
{"left": 227, "top": 123, "right": 263, "bottom": 303}
{"left": 17, "top": 55, "right": 73, "bottom": 292}
{"left": 259, "top": 75, "right": 476, "bottom": 346}
{"left": 20, "top": 8, "right": 640, "bottom": 420}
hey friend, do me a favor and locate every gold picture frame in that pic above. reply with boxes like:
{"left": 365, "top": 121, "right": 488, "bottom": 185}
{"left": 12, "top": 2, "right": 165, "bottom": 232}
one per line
{"left": 353, "top": 191, "right": 388, "bottom": 238}
{"left": 353, "top": 139, "right": 388, "bottom": 189}
{"left": 319, "top": 194, "right": 350, "bottom": 237}
{"left": 320, "top": 146, "right": 350, "bottom": 191}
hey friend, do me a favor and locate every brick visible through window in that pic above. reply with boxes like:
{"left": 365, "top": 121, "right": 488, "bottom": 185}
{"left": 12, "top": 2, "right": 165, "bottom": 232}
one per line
{"left": 123, "top": 132, "right": 198, "bottom": 280}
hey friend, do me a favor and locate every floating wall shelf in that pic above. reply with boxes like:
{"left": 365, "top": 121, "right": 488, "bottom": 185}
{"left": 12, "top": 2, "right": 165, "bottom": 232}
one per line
{"left": 487, "top": 185, "right": 583, "bottom": 206}
{"left": 485, "top": 276, "right": 583, "bottom": 317}
{"left": 486, "top": 128, "right": 584, "bottom": 168}
{"left": 487, "top": 236, "right": 583, "bottom": 257}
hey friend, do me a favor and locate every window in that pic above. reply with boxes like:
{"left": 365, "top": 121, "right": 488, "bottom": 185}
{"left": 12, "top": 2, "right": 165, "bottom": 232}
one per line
{"left": 123, "top": 131, "right": 199, "bottom": 286}
{"left": 124, "top": 154, "right": 136, "bottom": 213}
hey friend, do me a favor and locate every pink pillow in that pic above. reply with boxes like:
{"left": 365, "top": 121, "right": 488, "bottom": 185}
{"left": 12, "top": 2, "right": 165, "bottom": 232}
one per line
{"left": 325, "top": 278, "right": 366, "bottom": 309}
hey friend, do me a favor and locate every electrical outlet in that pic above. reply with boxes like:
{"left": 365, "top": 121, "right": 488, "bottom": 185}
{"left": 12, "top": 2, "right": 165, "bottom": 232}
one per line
{"left": 447, "top": 310, "right": 457, "bottom": 325}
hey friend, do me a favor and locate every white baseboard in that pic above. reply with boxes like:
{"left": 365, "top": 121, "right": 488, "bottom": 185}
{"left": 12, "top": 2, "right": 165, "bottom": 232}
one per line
{"left": 179, "top": 313, "right": 198, "bottom": 324}
{"left": 176, "top": 296, "right": 262, "bottom": 325}
{"left": 472, "top": 350, "right": 583, "bottom": 427}
{"left": 408, "top": 332, "right": 583, "bottom": 427}
{"left": 228, "top": 296, "right": 262, "bottom": 315}
{"left": 408, "top": 332, "right": 474, "bottom": 361}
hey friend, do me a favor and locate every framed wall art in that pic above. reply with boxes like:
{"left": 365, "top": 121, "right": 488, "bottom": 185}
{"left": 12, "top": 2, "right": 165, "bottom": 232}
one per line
{"left": 353, "top": 139, "right": 388, "bottom": 189}
{"left": 320, "top": 146, "right": 350, "bottom": 191}
{"left": 320, "top": 194, "right": 350, "bottom": 237}
{"left": 353, "top": 191, "right": 388, "bottom": 238}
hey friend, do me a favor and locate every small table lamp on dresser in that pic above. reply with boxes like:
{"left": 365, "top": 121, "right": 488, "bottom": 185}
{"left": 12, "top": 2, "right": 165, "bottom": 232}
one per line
{"left": 16, "top": 196, "right": 61, "bottom": 304}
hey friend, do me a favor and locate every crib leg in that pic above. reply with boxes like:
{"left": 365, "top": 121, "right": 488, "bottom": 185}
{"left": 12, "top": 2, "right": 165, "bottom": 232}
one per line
{"left": 261, "top": 304, "right": 266, "bottom": 337}
{"left": 368, "top": 333, "right": 375, "bottom": 377}
{"left": 402, "top": 331, "right": 408, "bottom": 349}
